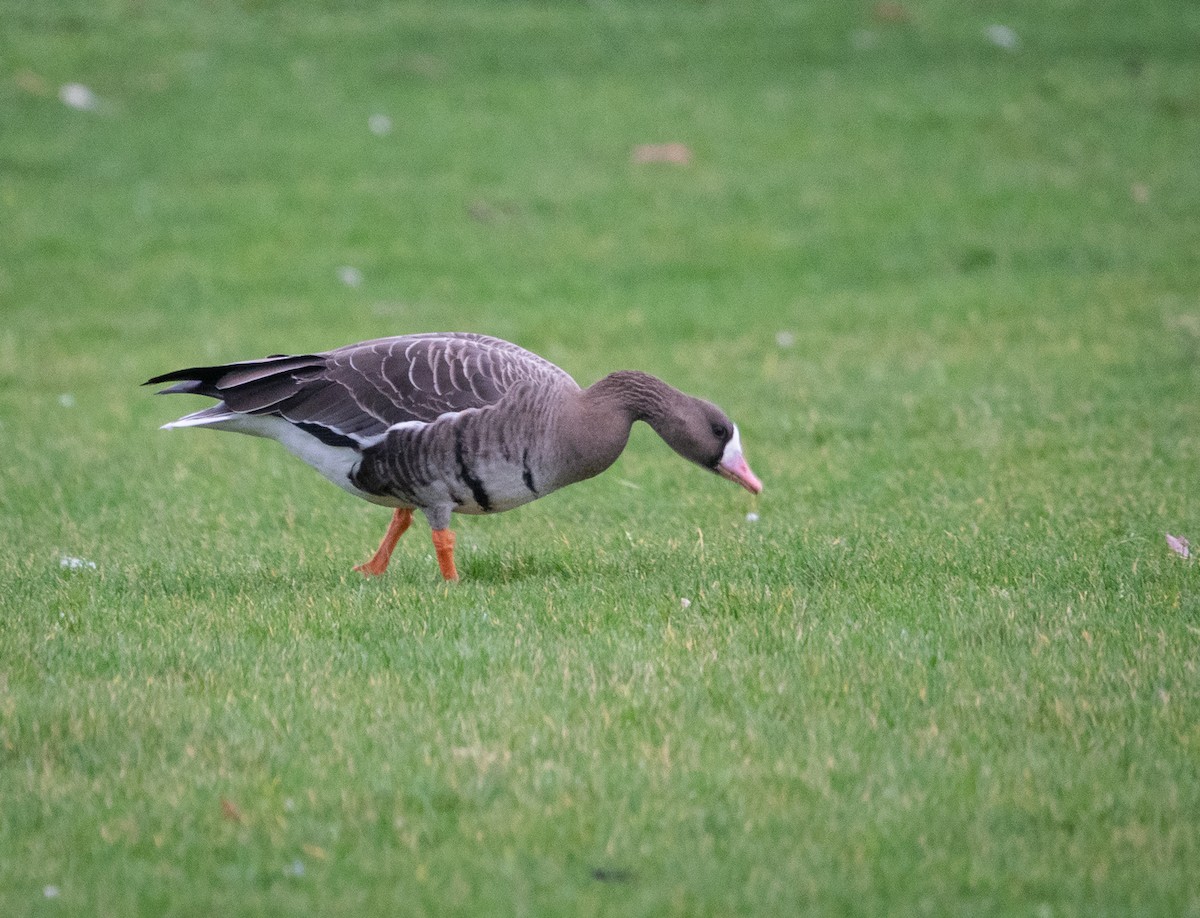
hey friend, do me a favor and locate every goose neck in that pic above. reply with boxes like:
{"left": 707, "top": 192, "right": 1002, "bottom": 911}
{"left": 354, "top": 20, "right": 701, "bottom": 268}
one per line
{"left": 583, "top": 370, "right": 676, "bottom": 425}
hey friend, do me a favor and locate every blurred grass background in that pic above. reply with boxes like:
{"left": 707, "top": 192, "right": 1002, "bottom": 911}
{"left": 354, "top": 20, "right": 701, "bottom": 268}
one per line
{"left": 2, "top": 1, "right": 1199, "bottom": 915}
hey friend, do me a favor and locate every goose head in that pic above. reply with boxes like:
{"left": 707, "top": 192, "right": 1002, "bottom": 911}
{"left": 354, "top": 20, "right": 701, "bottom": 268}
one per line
{"left": 653, "top": 396, "right": 763, "bottom": 495}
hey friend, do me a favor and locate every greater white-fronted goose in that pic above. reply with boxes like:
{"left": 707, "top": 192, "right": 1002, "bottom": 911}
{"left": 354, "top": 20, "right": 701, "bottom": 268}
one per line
{"left": 146, "top": 333, "right": 762, "bottom": 581}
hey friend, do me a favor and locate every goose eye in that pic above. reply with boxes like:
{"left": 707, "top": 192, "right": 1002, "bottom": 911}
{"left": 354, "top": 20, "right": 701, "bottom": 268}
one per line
{"left": 711, "top": 423, "right": 729, "bottom": 441}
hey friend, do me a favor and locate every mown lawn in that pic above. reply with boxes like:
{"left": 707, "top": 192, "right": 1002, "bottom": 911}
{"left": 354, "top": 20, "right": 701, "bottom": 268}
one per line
{"left": 2, "top": 1, "right": 1198, "bottom": 915}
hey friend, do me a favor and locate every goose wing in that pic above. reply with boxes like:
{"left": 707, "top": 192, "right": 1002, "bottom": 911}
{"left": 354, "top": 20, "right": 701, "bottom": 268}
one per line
{"left": 146, "top": 333, "right": 576, "bottom": 448}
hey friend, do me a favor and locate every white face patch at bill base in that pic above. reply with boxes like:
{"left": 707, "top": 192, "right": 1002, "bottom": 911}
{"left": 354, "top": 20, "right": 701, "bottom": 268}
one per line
{"left": 715, "top": 424, "right": 764, "bottom": 495}
{"left": 719, "top": 425, "right": 744, "bottom": 468}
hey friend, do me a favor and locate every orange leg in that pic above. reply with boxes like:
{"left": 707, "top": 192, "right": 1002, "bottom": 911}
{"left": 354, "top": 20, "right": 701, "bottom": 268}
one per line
{"left": 354, "top": 508, "right": 413, "bottom": 577}
{"left": 431, "top": 528, "right": 459, "bottom": 581}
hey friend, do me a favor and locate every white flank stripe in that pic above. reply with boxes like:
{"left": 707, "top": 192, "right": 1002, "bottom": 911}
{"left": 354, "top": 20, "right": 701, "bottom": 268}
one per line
{"left": 359, "top": 419, "right": 428, "bottom": 448}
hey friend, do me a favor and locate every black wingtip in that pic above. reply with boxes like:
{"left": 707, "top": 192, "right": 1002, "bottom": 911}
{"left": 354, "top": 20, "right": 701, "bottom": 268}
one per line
{"left": 142, "top": 354, "right": 325, "bottom": 394}
{"left": 142, "top": 364, "right": 229, "bottom": 395}
{"left": 143, "top": 369, "right": 193, "bottom": 387}
{"left": 142, "top": 375, "right": 204, "bottom": 395}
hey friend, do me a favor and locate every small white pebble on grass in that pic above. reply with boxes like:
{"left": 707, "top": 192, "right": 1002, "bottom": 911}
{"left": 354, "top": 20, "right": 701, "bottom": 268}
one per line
{"left": 851, "top": 29, "right": 879, "bottom": 51}
{"left": 775, "top": 330, "right": 795, "bottom": 349}
{"left": 746, "top": 512, "right": 760, "bottom": 523}
{"left": 680, "top": 597, "right": 691, "bottom": 609}
{"left": 59, "top": 82, "right": 99, "bottom": 111}
{"left": 337, "top": 266, "right": 363, "bottom": 287}
{"left": 60, "top": 556, "right": 96, "bottom": 570}
{"left": 43, "top": 886, "right": 61, "bottom": 899}
{"left": 58, "top": 393, "right": 76, "bottom": 408}
{"left": 368, "top": 113, "right": 393, "bottom": 136}
{"left": 1166, "top": 533, "right": 1190, "bottom": 559}
{"left": 984, "top": 24, "right": 1020, "bottom": 51}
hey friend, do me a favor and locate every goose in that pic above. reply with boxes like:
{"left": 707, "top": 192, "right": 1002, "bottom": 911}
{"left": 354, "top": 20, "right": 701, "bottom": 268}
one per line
{"left": 146, "top": 332, "right": 762, "bottom": 581}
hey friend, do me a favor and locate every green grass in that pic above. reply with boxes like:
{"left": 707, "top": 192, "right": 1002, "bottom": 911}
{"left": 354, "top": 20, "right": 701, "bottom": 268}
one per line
{"left": 3, "top": 0, "right": 1200, "bottom": 914}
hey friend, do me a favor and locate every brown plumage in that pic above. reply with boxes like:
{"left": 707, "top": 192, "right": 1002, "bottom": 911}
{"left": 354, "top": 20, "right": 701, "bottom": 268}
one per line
{"left": 146, "top": 333, "right": 762, "bottom": 580}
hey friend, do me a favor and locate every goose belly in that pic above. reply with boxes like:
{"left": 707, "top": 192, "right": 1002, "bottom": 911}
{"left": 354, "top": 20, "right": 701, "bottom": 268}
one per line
{"left": 451, "top": 456, "right": 544, "bottom": 515}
